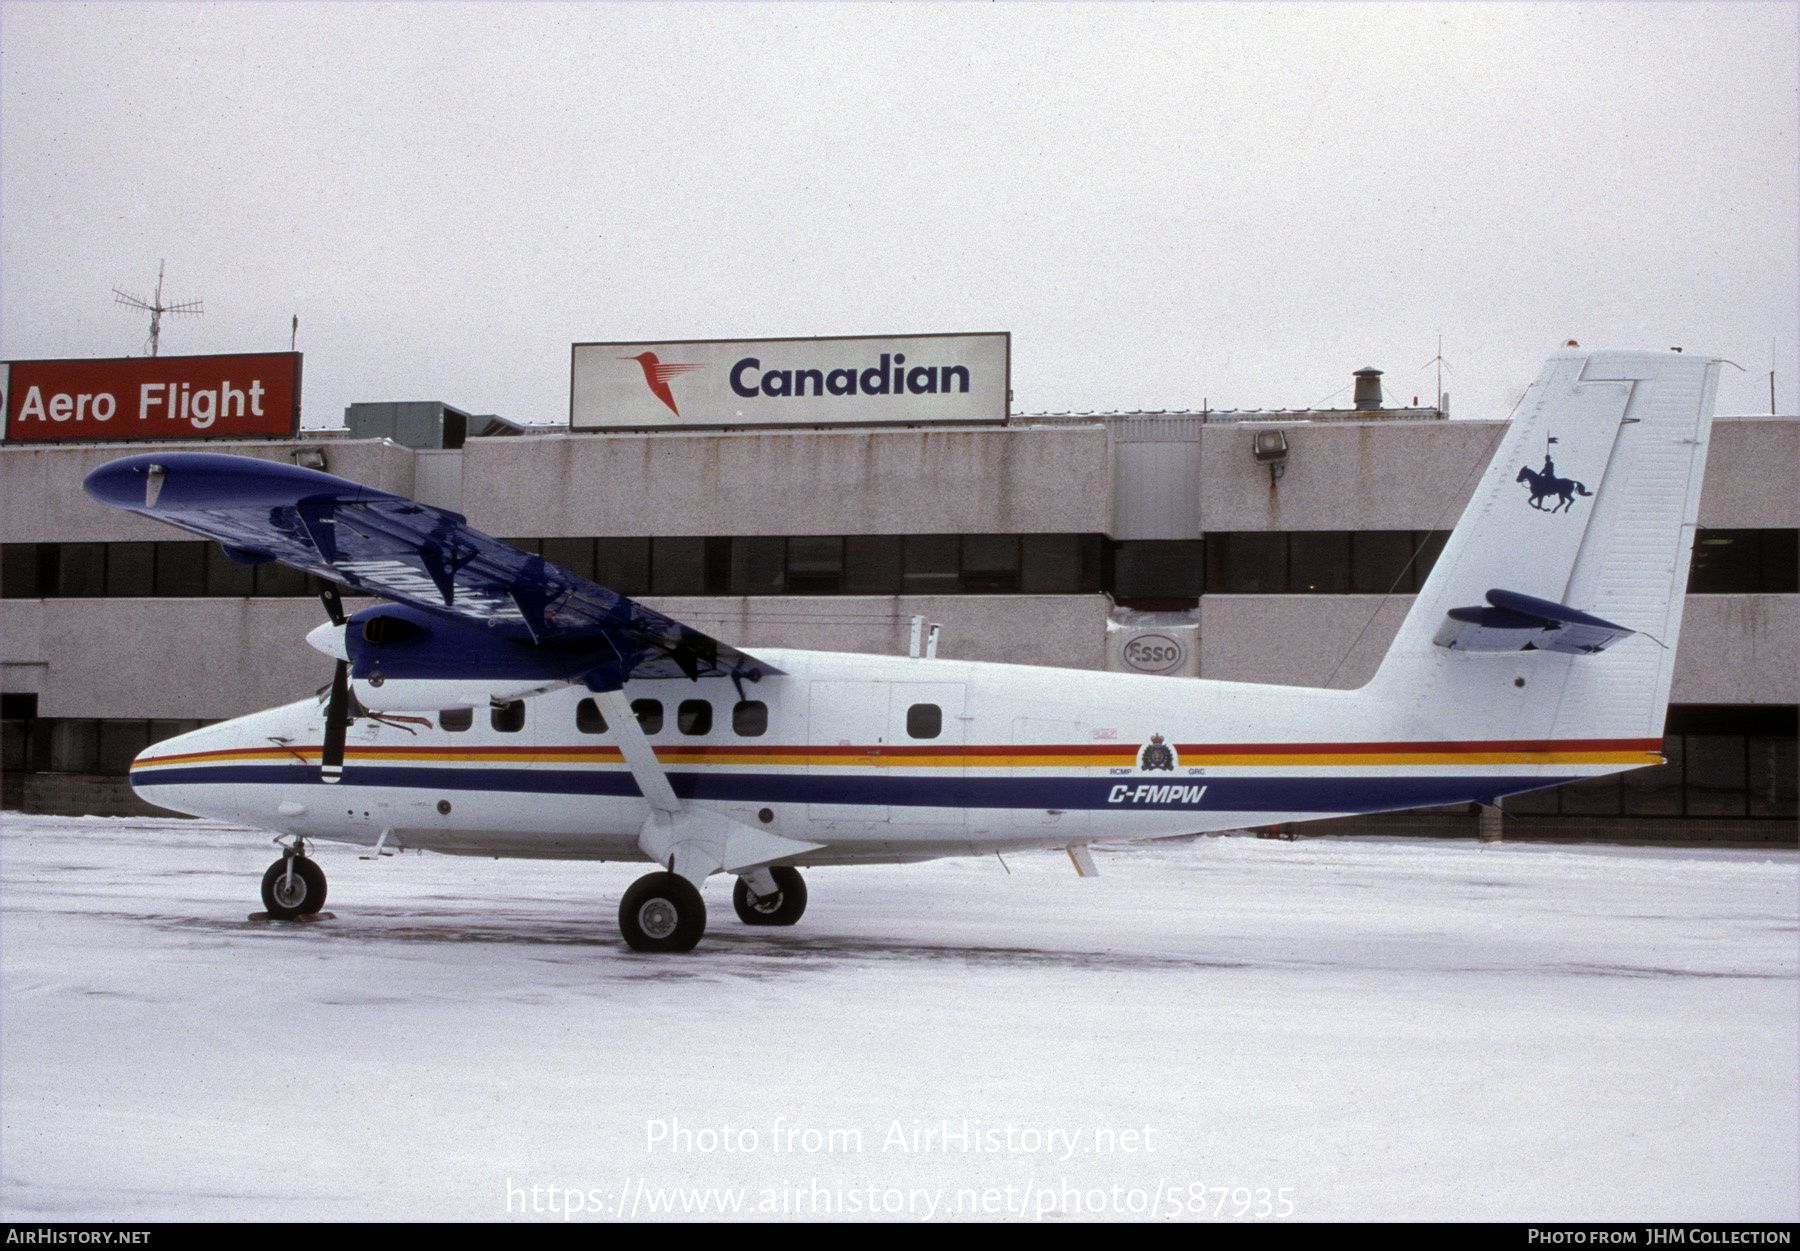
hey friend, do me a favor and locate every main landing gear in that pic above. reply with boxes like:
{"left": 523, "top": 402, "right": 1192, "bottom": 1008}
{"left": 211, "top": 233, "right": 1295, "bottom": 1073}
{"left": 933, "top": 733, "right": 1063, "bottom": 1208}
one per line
{"left": 617, "top": 866, "right": 809, "bottom": 952}
{"left": 732, "top": 866, "right": 808, "bottom": 927}
{"left": 261, "top": 840, "right": 328, "bottom": 919}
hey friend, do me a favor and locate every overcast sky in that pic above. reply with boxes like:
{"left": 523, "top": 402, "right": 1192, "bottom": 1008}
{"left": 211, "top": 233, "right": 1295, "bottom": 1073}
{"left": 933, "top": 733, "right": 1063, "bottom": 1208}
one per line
{"left": 3, "top": 2, "right": 1795, "bottom": 428}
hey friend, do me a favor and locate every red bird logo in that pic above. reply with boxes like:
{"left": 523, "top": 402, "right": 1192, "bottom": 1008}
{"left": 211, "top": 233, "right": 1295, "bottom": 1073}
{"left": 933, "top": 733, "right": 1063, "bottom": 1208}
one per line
{"left": 622, "top": 352, "right": 702, "bottom": 416}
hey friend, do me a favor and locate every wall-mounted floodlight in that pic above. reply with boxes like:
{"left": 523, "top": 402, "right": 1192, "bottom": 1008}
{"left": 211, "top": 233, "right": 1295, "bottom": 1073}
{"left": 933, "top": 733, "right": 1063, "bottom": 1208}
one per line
{"left": 1251, "top": 429, "right": 1289, "bottom": 484}
{"left": 291, "top": 446, "right": 327, "bottom": 471}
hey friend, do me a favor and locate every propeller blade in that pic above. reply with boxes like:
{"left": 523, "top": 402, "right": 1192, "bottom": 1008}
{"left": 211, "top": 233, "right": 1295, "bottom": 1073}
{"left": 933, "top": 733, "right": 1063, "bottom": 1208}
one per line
{"left": 321, "top": 659, "right": 349, "bottom": 783}
{"left": 319, "top": 582, "right": 346, "bottom": 626}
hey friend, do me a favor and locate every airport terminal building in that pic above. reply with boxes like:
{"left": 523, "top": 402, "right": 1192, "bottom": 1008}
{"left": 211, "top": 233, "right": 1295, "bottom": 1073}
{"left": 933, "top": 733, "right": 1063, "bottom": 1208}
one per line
{"left": 3, "top": 337, "right": 1794, "bottom": 841}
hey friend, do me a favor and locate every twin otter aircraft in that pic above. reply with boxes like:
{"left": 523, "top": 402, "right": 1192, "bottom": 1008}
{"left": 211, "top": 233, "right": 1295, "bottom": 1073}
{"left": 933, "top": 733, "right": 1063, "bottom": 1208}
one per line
{"left": 85, "top": 346, "right": 1721, "bottom": 952}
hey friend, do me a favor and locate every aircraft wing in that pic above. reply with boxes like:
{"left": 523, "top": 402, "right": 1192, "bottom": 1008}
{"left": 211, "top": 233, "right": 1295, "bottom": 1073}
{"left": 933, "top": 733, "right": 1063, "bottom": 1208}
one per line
{"left": 82, "top": 452, "right": 782, "bottom": 685}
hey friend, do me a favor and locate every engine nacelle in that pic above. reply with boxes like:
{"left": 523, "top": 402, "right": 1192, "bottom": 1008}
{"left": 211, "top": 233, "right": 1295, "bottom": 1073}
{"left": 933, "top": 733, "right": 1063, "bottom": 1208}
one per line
{"left": 308, "top": 604, "right": 623, "bottom": 711}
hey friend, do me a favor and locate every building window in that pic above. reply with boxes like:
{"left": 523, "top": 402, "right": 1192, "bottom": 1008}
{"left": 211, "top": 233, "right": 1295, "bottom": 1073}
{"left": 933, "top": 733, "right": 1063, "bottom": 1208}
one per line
{"left": 1289, "top": 532, "right": 1352, "bottom": 593}
{"left": 733, "top": 700, "right": 768, "bottom": 737}
{"left": 677, "top": 699, "right": 712, "bottom": 735}
{"left": 787, "top": 536, "right": 844, "bottom": 594}
{"left": 541, "top": 538, "right": 597, "bottom": 583}
{"left": 1114, "top": 540, "right": 1206, "bottom": 602}
{"left": 54, "top": 544, "right": 107, "bottom": 598}
{"left": 1499, "top": 705, "right": 1796, "bottom": 821}
{"left": 1204, "top": 532, "right": 1449, "bottom": 595}
{"left": 1688, "top": 529, "right": 1800, "bottom": 594}
{"left": 651, "top": 537, "right": 706, "bottom": 595}
{"left": 204, "top": 542, "right": 258, "bottom": 596}
{"left": 903, "top": 535, "right": 960, "bottom": 595}
{"left": 595, "top": 538, "right": 651, "bottom": 597}
{"left": 576, "top": 698, "right": 607, "bottom": 734}
{"left": 844, "top": 535, "right": 903, "bottom": 594}
{"left": 961, "top": 534, "right": 1021, "bottom": 592}
{"left": 730, "top": 537, "right": 787, "bottom": 595}
{"left": 491, "top": 700, "right": 526, "bottom": 733}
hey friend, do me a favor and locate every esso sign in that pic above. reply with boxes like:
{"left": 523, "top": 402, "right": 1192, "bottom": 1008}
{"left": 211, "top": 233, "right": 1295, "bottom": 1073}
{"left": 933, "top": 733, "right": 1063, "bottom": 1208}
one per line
{"left": 1122, "top": 633, "right": 1186, "bottom": 674}
{"left": 2, "top": 353, "right": 301, "bottom": 441}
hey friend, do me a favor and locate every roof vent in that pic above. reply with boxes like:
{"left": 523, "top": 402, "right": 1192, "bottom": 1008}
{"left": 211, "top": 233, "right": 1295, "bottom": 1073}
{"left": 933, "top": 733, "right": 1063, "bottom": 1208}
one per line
{"left": 1352, "top": 367, "right": 1384, "bottom": 411}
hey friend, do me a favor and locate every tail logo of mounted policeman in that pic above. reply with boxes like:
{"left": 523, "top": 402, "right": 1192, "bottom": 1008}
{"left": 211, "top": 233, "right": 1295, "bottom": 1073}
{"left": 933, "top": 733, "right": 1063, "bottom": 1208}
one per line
{"left": 1515, "top": 439, "right": 1592, "bottom": 513}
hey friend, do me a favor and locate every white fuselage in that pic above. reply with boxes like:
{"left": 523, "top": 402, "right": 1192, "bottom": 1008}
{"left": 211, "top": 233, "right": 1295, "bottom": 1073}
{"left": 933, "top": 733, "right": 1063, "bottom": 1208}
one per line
{"left": 128, "top": 646, "right": 1649, "bottom": 866}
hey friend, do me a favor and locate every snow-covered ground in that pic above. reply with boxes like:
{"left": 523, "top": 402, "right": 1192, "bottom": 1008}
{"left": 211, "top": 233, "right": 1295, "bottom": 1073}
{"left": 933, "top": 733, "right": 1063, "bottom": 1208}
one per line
{"left": 1, "top": 813, "right": 1793, "bottom": 1222}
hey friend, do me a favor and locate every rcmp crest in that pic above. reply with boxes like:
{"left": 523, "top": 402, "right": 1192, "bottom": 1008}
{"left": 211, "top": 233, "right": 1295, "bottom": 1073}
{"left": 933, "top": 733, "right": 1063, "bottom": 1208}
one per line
{"left": 1137, "top": 733, "right": 1177, "bottom": 772}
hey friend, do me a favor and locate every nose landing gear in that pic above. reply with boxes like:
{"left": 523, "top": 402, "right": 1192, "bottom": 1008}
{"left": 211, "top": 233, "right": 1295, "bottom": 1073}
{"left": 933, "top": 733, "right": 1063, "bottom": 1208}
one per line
{"left": 261, "top": 840, "right": 328, "bottom": 919}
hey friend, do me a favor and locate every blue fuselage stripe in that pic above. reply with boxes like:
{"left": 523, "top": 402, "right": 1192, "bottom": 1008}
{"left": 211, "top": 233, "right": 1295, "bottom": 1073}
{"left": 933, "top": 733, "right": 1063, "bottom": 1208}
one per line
{"left": 131, "top": 763, "right": 1573, "bottom": 814}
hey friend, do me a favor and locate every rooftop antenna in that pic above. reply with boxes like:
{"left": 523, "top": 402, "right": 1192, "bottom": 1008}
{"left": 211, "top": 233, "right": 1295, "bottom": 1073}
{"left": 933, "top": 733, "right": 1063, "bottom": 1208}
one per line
{"left": 1421, "top": 333, "right": 1452, "bottom": 414}
{"left": 113, "top": 260, "right": 202, "bottom": 357}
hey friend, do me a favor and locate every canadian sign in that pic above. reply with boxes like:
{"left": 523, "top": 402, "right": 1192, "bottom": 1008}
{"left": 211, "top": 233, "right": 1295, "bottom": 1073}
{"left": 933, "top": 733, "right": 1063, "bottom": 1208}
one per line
{"left": 570, "top": 333, "right": 1009, "bottom": 430}
{"left": 1, "top": 353, "right": 301, "bottom": 441}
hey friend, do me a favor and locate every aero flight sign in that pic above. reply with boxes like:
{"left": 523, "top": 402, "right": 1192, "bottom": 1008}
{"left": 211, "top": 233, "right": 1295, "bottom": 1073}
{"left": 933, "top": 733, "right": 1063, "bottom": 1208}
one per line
{"left": 570, "top": 333, "right": 1008, "bottom": 430}
{"left": 1, "top": 353, "right": 302, "bottom": 441}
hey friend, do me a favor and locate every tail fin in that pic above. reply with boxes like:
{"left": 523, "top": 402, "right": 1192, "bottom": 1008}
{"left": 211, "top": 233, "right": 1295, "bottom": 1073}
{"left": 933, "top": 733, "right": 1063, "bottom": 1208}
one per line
{"left": 1367, "top": 347, "right": 1722, "bottom": 745}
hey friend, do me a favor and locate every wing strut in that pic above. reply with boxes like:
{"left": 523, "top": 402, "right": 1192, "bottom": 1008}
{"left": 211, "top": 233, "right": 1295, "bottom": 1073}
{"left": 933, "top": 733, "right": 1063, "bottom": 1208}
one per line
{"left": 588, "top": 688, "right": 822, "bottom": 887}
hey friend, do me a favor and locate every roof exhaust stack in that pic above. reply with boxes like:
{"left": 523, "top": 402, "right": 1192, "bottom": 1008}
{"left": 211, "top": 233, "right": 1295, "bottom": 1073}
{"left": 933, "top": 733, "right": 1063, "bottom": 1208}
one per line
{"left": 1353, "top": 367, "right": 1384, "bottom": 411}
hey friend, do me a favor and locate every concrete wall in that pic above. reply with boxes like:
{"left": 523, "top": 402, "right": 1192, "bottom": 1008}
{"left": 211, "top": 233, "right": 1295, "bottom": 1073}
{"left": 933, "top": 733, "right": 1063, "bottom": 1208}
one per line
{"left": 1699, "top": 418, "right": 1798, "bottom": 528}
{"left": 4, "top": 597, "right": 343, "bottom": 719}
{"left": 460, "top": 426, "right": 1113, "bottom": 537}
{"left": 1197, "top": 592, "right": 1800, "bottom": 703}
{"left": 2, "top": 419, "right": 1791, "bottom": 724}
{"left": 1198, "top": 420, "right": 1503, "bottom": 532}
{"left": 2, "top": 593, "right": 1110, "bottom": 720}
{"left": 0, "top": 438, "right": 417, "bottom": 543}
{"left": 1195, "top": 416, "right": 1797, "bottom": 533}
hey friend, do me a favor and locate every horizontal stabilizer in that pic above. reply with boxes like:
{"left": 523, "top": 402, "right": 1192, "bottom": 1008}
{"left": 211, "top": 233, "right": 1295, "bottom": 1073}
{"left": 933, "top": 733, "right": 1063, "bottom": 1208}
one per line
{"left": 1432, "top": 588, "right": 1635, "bottom": 656}
{"left": 83, "top": 453, "right": 782, "bottom": 687}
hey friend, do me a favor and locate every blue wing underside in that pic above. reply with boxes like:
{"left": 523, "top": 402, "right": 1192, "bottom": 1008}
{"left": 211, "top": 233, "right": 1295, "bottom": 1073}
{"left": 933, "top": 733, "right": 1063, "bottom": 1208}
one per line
{"left": 82, "top": 452, "right": 779, "bottom": 684}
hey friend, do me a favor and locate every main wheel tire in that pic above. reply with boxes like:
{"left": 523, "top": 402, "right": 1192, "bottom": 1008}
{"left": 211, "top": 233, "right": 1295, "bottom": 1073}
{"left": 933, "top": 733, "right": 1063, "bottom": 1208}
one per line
{"left": 261, "top": 856, "right": 328, "bottom": 919}
{"left": 732, "top": 866, "right": 807, "bottom": 927}
{"left": 619, "top": 872, "right": 707, "bottom": 953}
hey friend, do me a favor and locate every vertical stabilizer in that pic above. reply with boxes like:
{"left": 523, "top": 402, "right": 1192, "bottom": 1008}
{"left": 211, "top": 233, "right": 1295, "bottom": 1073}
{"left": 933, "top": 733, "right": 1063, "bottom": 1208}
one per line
{"left": 1367, "top": 348, "right": 1721, "bottom": 746}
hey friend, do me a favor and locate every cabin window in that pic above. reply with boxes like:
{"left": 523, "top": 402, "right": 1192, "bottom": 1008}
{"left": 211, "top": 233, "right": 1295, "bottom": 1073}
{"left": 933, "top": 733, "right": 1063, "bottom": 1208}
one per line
{"left": 677, "top": 699, "right": 713, "bottom": 735}
{"left": 733, "top": 700, "right": 768, "bottom": 737}
{"left": 491, "top": 700, "right": 526, "bottom": 733}
{"left": 632, "top": 699, "right": 663, "bottom": 734}
{"left": 907, "top": 703, "right": 942, "bottom": 739}
{"left": 576, "top": 698, "right": 607, "bottom": 734}
{"left": 439, "top": 708, "right": 473, "bottom": 732}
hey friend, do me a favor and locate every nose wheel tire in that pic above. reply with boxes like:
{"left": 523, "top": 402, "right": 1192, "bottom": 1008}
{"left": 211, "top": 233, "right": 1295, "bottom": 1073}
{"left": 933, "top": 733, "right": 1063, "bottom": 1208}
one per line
{"left": 619, "top": 872, "right": 706, "bottom": 952}
{"left": 261, "top": 856, "right": 328, "bottom": 919}
{"left": 732, "top": 866, "right": 807, "bottom": 927}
